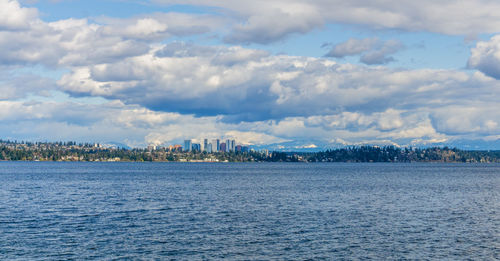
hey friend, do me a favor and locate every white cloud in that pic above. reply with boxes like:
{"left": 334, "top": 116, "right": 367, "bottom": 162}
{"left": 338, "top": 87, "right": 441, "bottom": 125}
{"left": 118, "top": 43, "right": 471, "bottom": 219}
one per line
{"left": 0, "top": 3, "right": 222, "bottom": 67}
{"left": 1, "top": 0, "right": 499, "bottom": 148}
{"left": 153, "top": 0, "right": 500, "bottom": 43}
{"left": 0, "top": 0, "right": 38, "bottom": 30}
{"left": 468, "top": 35, "right": 500, "bottom": 79}
{"left": 57, "top": 43, "right": 498, "bottom": 122}
{"left": 97, "top": 13, "right": 223, "bottom": 40}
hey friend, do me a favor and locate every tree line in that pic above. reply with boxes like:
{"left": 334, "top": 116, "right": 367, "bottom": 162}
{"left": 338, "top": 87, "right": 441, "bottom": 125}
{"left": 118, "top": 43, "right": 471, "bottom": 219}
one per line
{"left": 0, "top": 140, "right": 499, "bottom": 163}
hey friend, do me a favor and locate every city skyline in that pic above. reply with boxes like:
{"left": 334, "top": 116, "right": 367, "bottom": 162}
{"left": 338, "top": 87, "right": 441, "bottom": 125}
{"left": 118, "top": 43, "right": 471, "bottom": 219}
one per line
{"left": 183, "top": 138, "right": 239, "bottom": 153}
{"left": 0, "top": 0, "right": 499, "bottom": 150}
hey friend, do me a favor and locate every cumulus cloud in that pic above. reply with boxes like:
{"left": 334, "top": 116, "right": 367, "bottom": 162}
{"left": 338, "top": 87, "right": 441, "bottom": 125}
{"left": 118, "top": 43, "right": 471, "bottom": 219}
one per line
{"left": 153, "top": 0, "right": 500, "bottom": 43}
{"left": 52, "top": 42, "right": 500, "bottom": 146}
{"left": 1, "top": 0, "right": 499, "bottom": 148}
{"left": 223, "top": 3, "right": 323, "bottom": 44}
{"left": 0, "top": 99, "right": 290, "bottom": 147}
{"left": 0, "top": 2, "right": 222, "bottom": 67}
{"left": 97, "top": 13, "right": 223, "bottom": 41}
{"left": 58, "top": 43, "right": 495, "bottom": 122}
{"left": 468, "top": 35, "right": 500, "bottom": 79}
{"left": 0, "top": 0, "right": 38, "bottom": 30}
{"left": 325, "top": 38, "right": 403, "bottom": 65}
{"left": 430, "top": 104, "right": 500, "bottom": 135}
{"left": 0, "top": 99, "right": 191, "bottom": 145}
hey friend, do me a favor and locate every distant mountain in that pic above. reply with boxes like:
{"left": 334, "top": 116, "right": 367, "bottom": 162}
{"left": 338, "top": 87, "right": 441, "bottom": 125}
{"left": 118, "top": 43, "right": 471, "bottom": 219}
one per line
{"left": 250, "top": 138, "right": 500, "bottom": 152}
{"left": 440, "top": 139, "right": 500, "bottom": 150}
{"left": 101, "top": 142, "right": 131, "bottom": 150}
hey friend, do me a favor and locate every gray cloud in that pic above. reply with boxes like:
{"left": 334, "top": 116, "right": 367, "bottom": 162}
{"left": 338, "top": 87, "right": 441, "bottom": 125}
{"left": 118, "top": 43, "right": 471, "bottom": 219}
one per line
{"left": 325, "top": 38, "right": 379, "bottom": 58}
{"left": 326, "top": 38, "right": 404, "bottom": 65}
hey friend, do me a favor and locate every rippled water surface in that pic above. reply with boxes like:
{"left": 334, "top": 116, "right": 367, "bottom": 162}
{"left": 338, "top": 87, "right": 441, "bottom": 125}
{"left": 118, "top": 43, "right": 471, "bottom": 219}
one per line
{"left": 0, "top": 162, "right": 499, "bottom": 259}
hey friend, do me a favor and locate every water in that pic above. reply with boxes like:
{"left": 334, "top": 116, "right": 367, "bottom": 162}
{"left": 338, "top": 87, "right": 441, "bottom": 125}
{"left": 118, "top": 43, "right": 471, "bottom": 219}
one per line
{"left": 0, "top": 162, "right": 499, "bottom": 260}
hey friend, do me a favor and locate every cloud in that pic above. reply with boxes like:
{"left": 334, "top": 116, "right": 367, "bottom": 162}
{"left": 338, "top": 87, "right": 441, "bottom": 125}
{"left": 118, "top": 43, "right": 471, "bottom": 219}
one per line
{"left": 468, "top": 35, "right": 500, "bottom": 79}
{"left": 0, "top": 99, "right": 189, "bottom": 145}
{"left": 0, "top": 0, "right": 38, "bottom": 31}
{"left": 223, "top": 3, "right": 323, "bottom": 44}
{"left": 58, "top": 43, "right": 494, "bottom": 123}
{"left": 430, "top": 105, "right": 500, "bottom": 135}
{"left": 153, "top": 0, "right": 500, "bottom": 44}
{"left": 359, "top": 40, "right": 404, "bottom": 65}
{"left": 52, "top": 42, "right": 500, "bottom": 147}
{"left": 325, "top": 38, "right": 403, "bottom": 65}
{"left": 0, "top": 3, "right": 222, "bottom": 67}
{"left": 0, "top": 70, "right": 56, "bottom": 100}
{"left": 97, "top": 13, "right": 223, "bottom": 41}
{"left": 0, "top": 98, "right": 290, "bottom": 147}
{"left": 1, "top": 0, "right": 499, "bottom": 148}
{"left": 1, "top": 86, "right": 498, "bottom": 148}
{"left": 325, "top": 38, "right": 379, "bottom": 58}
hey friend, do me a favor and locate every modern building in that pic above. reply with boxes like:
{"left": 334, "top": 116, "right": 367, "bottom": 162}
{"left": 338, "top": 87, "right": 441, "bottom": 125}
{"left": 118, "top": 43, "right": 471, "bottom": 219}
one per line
{"left": 212, "top": 139, "right": 219, "bottom": 152}
{"left": 203, "top": 139, "right": 208, "bottom": 152}
{"left": 192, "top": 143, "right": 201, "bottom": 152}
{"left": 220, "top": 143, "right": 226, "bottom": 152}
{"left": 184, "top": 139, "right": 192, "bottom": 152}
{"left": 231, "top": 140, "right": 235, "bottom": 152}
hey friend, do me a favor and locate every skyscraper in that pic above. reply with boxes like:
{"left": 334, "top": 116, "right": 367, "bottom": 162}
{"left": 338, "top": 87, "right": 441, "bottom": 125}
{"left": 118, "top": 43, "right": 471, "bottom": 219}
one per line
{"left": 203, "top": 139, "right": 208, "bottom": 152}
{"left": 231, "top": 140, "right": 235, "bottom": 152}
{"left": 211, "top": 139, "right": 218, "bottom": 152}
{"left": 184, "top": 139, "right": 192, "bottom": 152}
{"left": 226, "top": 139, "right": 231, "bottom": 152}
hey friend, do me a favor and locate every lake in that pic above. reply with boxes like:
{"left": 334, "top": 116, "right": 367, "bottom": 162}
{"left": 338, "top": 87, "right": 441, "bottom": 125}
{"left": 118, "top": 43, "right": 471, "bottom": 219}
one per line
{"left": 0, "top": 162, "right": 499, "bottom": 259}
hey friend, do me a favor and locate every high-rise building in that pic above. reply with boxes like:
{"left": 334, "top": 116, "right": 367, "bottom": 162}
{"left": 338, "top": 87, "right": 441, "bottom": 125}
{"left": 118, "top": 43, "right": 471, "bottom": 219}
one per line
{"left": 212, "top": 139, "right": 219, "bottom": 152}
{"left": 220, "top": 143, "right": 226, "bottom": 152}
{"left": 192, "top": 143, "right": 201, "bottom": 152}
{"left": 184, "top": 139, "right": 192, "bottom": 152}
{"left": 226, "top": 139, "right": 231, "bottom": 152}
{"left": 231, "top": 140, "right": 235, "bottom": 152}
{"left": 207, "top": 143, "right": 212, "bottom": 153}
{"left": 203, "top": 139, "right": 208, "bottom": 152}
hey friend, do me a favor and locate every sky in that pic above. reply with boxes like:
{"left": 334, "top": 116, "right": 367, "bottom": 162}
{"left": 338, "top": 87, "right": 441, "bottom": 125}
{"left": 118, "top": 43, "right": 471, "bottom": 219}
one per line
{"left": 1, "top": 0, "right": 500, "bottom": 150}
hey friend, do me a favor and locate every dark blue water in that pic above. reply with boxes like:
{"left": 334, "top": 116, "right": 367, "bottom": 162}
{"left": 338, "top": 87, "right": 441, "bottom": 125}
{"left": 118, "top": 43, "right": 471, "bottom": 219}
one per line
{"left": 0, "top": 162, "right": 499, "bottom": 260}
